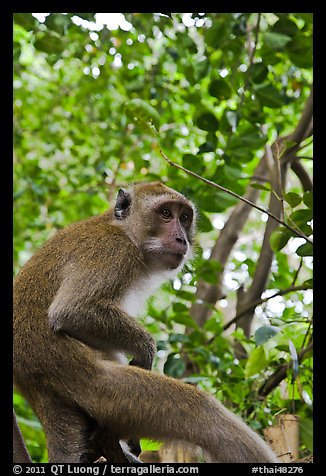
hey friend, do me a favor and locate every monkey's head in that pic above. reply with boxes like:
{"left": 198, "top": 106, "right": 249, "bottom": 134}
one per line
{"left": 113, "top": 182, "right": 196, "bottom": 271}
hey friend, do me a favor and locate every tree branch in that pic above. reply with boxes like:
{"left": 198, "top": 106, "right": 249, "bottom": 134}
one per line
{"left": 258, "top": 340, "right": 313, "bottom": 398}
{"left": 160, "top": 149, "right": 312, "bottom": 244}
{"left": 13, "top": 409, "right": 32, "bottom": 463}
{"left": 291, "top": 160, "right": 313, "bottom": 192}
{"left": 223, "top": 284, "right": 311, "bottom": 331}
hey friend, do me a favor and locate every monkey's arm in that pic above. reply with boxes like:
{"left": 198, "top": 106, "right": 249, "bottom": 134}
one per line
{"left": 48, "top": 276, "right": 156, "bottom": 370}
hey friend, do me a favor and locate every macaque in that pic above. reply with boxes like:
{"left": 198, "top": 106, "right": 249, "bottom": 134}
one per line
{"left": 13, "top": 181, "right": 277, "bottom": 463}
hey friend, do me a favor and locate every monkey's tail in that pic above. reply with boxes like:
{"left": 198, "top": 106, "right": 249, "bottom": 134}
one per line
{"left": 78, "top": 363, "right": 277, "bottom": 463}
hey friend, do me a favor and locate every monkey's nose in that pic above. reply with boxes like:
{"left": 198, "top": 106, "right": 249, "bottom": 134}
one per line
{"left": 175, "top": 237, "right": 188, "bottom": 254}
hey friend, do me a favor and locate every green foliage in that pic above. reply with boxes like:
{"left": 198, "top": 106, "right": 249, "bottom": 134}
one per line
{"left": 14, "top": 12, "right": 312, "bottom": 461}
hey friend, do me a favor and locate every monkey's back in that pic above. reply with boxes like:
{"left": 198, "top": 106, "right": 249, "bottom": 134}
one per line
{"left": 13, "top": 212, "right": 144, "bottom": 401}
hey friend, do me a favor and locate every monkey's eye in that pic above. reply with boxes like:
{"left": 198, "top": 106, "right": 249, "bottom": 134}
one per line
{"left": 180, "top": 213, "right": 189, "bottom": 223}
{"left": 161, "top": 208, "right": 172, "bottom": 219}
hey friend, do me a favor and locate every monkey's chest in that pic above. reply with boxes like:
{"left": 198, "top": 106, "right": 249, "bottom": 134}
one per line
{"left": 119, "top": 271, "right": 175, "bottom": 317}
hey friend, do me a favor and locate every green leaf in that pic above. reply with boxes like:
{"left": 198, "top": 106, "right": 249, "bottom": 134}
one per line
{"left": 164, "top": 354, "right": 186, "bottom": 378}
{"left": 34, "top": 34, "right": 66, "bottom": 55}
{"left": 172, "top": 313, "right": 198, "bottom": 329}
{"left": 254, "top": 326, "right": 279, "bottom": 346}
{"left": 250, "top": 63, "right": 269, "bottom": 83}
{"left": 124, "top": 98, "right": 160, "bottom": 132}
{"left": 227, "top": 124, "right": 267, "bottom": 160}
{"left": 199, "top": 190, "right": 237, "bottom": 213}
{"left": 196, "top": 259, "right": 223, "bottom": 284}
{"left": 140, "top": 438, "right": 163, "bottom": 451}
{"left": 284, "top": 192, "right": 302, "bottom": 208}
{"left": 299, "top": 419, "right": 313, "bottom": 452}
{"left": 288, "top": 34, "right": 313, "bottom": 68}
{"left": 14, "top": 13, "right": 36, "bottom": 31}
{"left": 250, "top": 182, "right": 272, "bottom": 192}
{"left": 70, "top": 13, "right": 96, "bottom": 21}
{"left": 264, "top": 32, "right": 292, "bottom": 49}
{"left": 182, "top": 154, "right": 205, "bottom": 175}
{"left": 194, "top": 111, "right": 219, "bottom": 132}
{"left": 303, "top": 278, "right": 313, "bottom": 287}
{"left": 296, "top": 242, "right": 313, "bottom": 257}
{"left": 208, "top": 78, "right": 232, "bottom": 100}
{"left": 245, "top": 346, "right": 267, "bottom": 378}
{"left": 169, "top": 333, "right": 190, "bottom": 345}
{"left": 272, "top": 17, "right": 298, "bottom": 37}
{"left": 303, "top": 191, "right": 313, "bottom": 209}
{"left": 197, "top": 211, "right": 214, "bottom": 232}
{"left": 255, "top": 85, "right": 284, "bottom": 109}
{"left": 270, "top": 227, "right": 292, "bottom": 251}
{"left": 205, "top": 22, "right": 228, "bottom": 47}
{"left": 172, "top": 302, "right": 189, "bottom": 313}
{"left": 45, "top": 14, "right": 70, "bottom": 35}
{"left": 289, "top": 209, "right": 313, "bottom": 227}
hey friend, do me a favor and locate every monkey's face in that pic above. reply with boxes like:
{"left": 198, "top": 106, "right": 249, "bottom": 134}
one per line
{"left": 114, "top": 183, "right": 196, "bottom": 271}
{"left": 141, "top": 199, "right": 194, "bottom": 270}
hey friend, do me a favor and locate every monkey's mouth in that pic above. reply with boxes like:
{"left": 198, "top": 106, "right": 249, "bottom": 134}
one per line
{"left": 162, "top": 251, "right": 185, "bottom": 269}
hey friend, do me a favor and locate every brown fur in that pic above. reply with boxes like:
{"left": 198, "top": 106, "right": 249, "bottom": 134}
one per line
{"left": 13, "top": 182, "right": 277, "bottom": 463}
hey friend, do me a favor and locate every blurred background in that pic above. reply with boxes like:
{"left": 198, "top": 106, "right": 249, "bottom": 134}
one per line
{"left": 13, "top": 13, "right": 313, "bottom": 462}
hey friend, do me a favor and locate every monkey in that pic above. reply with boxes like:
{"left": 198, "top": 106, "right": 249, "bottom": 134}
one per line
{"left": 13, "top": 181, "right": 277, "bottom": 463}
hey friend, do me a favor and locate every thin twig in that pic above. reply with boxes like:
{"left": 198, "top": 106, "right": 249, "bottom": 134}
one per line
{"left": 159, "top": 149, "right": 313, "bottom": 244}
{"left": 258, "top": 340, "right": 313, "bottom": 397}
{"left": 223, "top": 283, "right": 311, "bottom": 331}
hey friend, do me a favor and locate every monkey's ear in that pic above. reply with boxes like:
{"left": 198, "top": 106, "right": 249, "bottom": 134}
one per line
{"left": 114, "top": 189, "right": 132, "bottom": 219}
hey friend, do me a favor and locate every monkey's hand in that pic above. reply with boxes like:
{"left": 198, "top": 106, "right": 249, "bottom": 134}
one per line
{"left": 128, "top": 332, "right": 156, "bottom": 371}
{"left": 129, "top": 340, "right": 156, "bottom": 370}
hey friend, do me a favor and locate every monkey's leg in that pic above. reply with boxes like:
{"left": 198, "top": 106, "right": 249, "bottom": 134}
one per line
{"left": 39, "top": 401, "right": 91, "bottom": 463}
{"left": 89, "top": 426, "right": 142, "bottom": 463}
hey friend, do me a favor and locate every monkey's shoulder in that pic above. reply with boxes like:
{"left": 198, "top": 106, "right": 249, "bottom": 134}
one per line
{"left": 50, "top": 214, "right": 143, "bottom": 267}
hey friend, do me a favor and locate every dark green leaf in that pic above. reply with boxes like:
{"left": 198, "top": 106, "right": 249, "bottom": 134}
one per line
{"left": 182, "top": 154, "right": 205, "bottom": 175}
{"left": 70, "top": 13, "right": 96, "bottom": 21}
{"left": 270, "top": 227, "right": 292, "bottom": 251}
{"left": 288, "top": 34, "right": 313, "bottom": 68}
{"left": 208, "top": 78, "right": 232, "bottom": 100}
{"left": 250, "top": 63, "right": 269, "bottom": 83}
{"left": 34, "top": 34, "right": 66, "bottom": 55}
{"left": 296, "top": 242, "right": 313, "bottom": 257}
{"left": 264, "top": 32, "right": 292, "bottom": 49}
{"left": 205, "top": 22, "right": 228, "bottom": 47}
{"left": 227, "top": 124, "right": 267, "bottom": 160}
{"left": 172, "top": 302, "right": 189, "bottom": 313}
{"left": 14, "top": 13, "right": 36, "bottom": 31}
{"left": 169, "top": 333, "right": 190, "bottom": 345}
{"left": 289, "top": 209, "right": 313, "bottom": 227}
{"left": 250, "top": 182, "right": 272, "bottom": 192}
{"left": 45, "top": 14, "right": 70, "bottom": 35}
{"left": 164, "top": 354, "right": 186, "bottom": 378}
{"left": 299, "top": 419, "right": 313, "bottom": 452}
{"left": 194, "top": 111, "right": 219, "bottom": 132}
{"left": 197, "top": 211, "right": 214, "bottom": 232}
{"left": 198, "top": 190, "right": 237, "bottom": 213}
{"left": 284, "top": 192, "right": 302, "bottom": 208}
{"left": 303, "top": 191, "right": 313, "bottom": 209}
{"left": 272, "top": 17, "right": 298, "bottom": 37}
{"left": 303, "top": 278, "right": 313, "bottom": 287}
{"left": 255, "top": 85, "right": 285, "bottom": 109}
